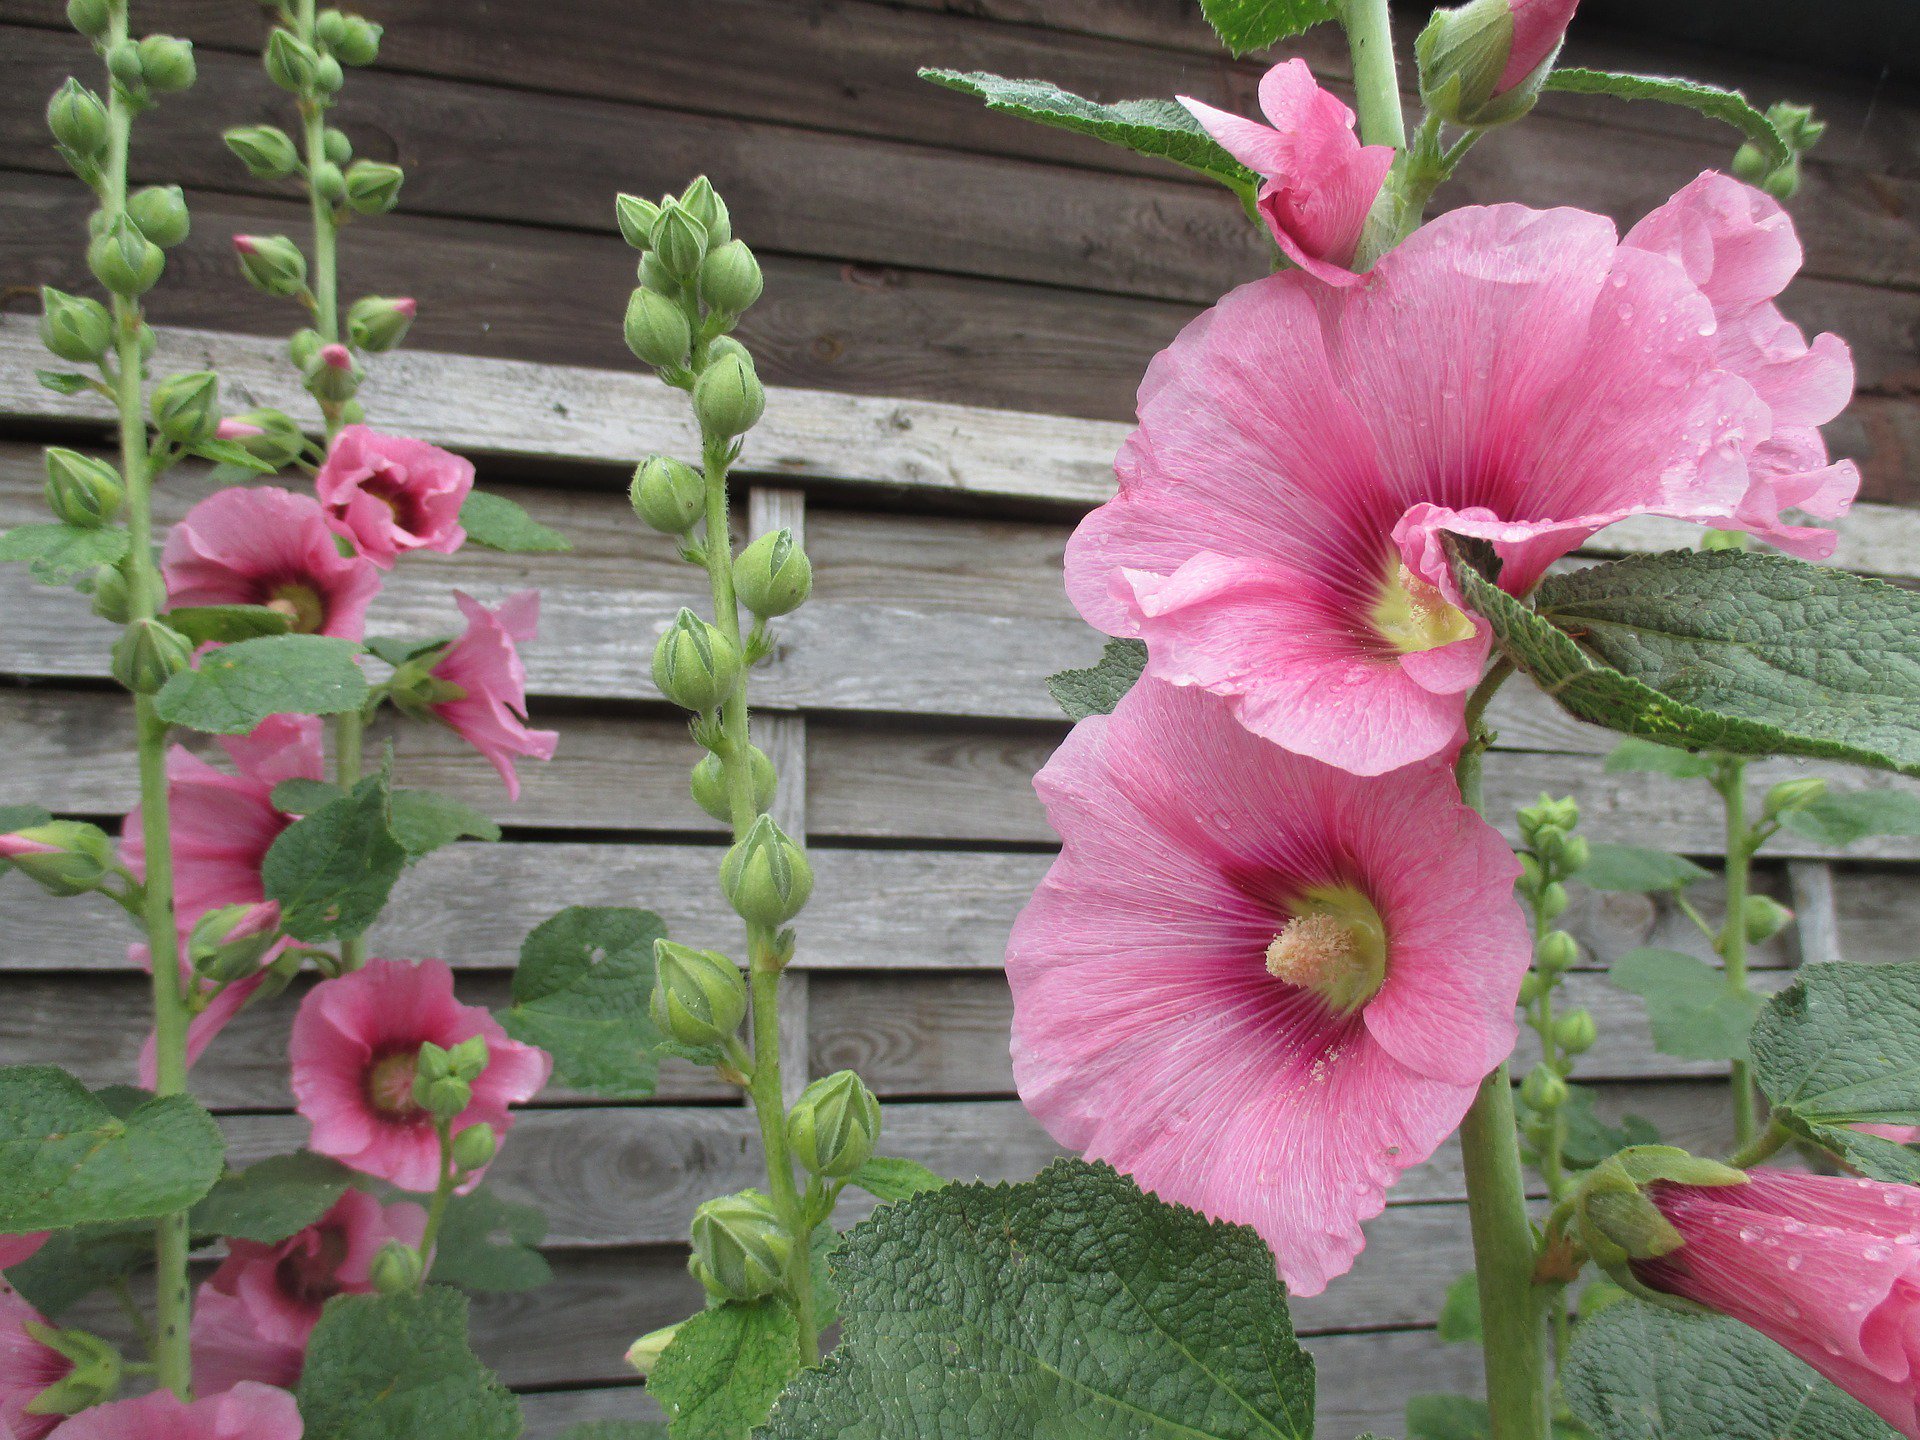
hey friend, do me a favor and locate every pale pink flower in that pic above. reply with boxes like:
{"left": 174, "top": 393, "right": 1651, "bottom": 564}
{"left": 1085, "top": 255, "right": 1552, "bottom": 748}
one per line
{"left": 0, "top": 1235, "right": 48, "bottom": 1271}
{"left": 1007, "top": 679, "right": 1528, "bottom": 1295}
{"left": 290, "top": 958, "right": 551, "bottom": 1193}
{"left": 425, "top": 591, "right": 557, "bottom": 801}
{"left": 191, "top": 1190, "right": 426, "bottom": 1393}
{"left": 1067, "top": 199, "right": 1857, "bottom": 776}
{"left": 43, "top": 1382, "right": 301, "bottom": 1440}
{"left": 1, "top": 1286, "right": 72, "bottom": 1440}
{"left": 1857, "top": 1124, "right": 1920, "bottom": 1144}
{"left": 1500, "top": 0, "right": 1579, "bottom": 91}
{"left": 1180, "top": 59, "right": 1394, "bottom": 286}
{"left": 1637, "top": 1169, "right": 1920, "bottom": 1437}
{"left": 162, "top": 487, "right": 380, "bottom": 640}
{"left": 315, "top": 425, "right": 472, "bottom": 568}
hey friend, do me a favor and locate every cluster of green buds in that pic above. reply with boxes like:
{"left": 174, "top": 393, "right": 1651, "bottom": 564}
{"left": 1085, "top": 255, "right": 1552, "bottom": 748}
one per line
{"left": 689, "top": 1189, "right": 790, "bottom": 1302}
{"left": 1733, "top": 102, "right": 1827, "bottom": 200}
{"left": 1514, "top": 794, "right": 1595, "bottom": 1178}
{"left": 619, "top": 176, "right": 766, "bottom": 390}
{"left": 50, "top": 0, "right": 195, "bottom": 186}
{"left": 412, "top": 1035, "right": 489, "bottom": 1123}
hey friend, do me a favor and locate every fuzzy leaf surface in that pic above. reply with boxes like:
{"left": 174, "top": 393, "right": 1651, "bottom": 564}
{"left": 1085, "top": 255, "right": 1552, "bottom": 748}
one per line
{"left": 652, "top": 1298, "right": 800, "bottom": 1440}
{"left": 1750, "top": 961, "right": 1920, "bottom": 1126}
{"left": 1609, "top": 948, "right": 1763, "bottom": 1062}
{"left": 160, "top": 604, "right": 292, "bottom": 645}
{"left": 1579, "top": 844, "right": 1710, "bottom": 893}
{"left": 155, "top": 633, "right": 369, "bottom": 734}
{"left": 1047, "top": 637, "right": 1147, "bottom": 721}
{"left": 460, "top": 490, "right": 571, "bottom": 553}
{"left": 1198, "top": 0, "right": 1337, "bottom": 54}
{"left": 0, "top": 522, "right": 129, "bottom": 585}
{"left": 262, "top": 772, "right": 408, "bottom": 942}
{"left": 388, "top": 789, "right": 501, "bottom": 857}
{"left": 189, "top": 1151, "right": 355, "bottom": 1243}
{"left": 499, "top": 905, "right": 667, "bottom": 1099}
{"left": 428, "top": 1185, "right": 552, "bottom": 1293}
{"left": 1544, "top": 70, "right": 1790, "bottom": 167}
{"left": 1783, "top": 789, "right": 1920, "bottom": 848}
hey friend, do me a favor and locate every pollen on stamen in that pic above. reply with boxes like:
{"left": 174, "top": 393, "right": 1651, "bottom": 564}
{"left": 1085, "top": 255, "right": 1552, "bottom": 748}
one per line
{"left": 1266, "top": 912, "right": 1355, "bottom": 987}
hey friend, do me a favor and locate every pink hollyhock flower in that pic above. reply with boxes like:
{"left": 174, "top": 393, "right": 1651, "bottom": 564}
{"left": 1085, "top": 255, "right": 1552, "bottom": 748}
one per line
{"left": 1500, "top": 0, "right": 1579, "bottom": 92}
{"left": 1858, "top": 1124, "right": 1920, "bottom": 1144}
{"left": 43, "top": 1382, "right": 302, "bottom": 1440}
{"left": 191, "top": 1190, "right": 426, "bottom": 1393}
{"left": 315, "top": 425, "right": 473, "bottom": 568}
{"left": 0, "top": 1234, "right": 48, "bottom": 1271}
{"left": 1067, "top": 198, "right": 1858, "bottom": 776}
{"left": 1180, "top": 59, "right": 1394, "bottom": 286}
{"left": 1006, "top": 679, "right": 1529, "bottom": 1295}
{"left": 1636, "top": 1169, "right": 1920, "bottom": 1437}
{"left": 162, "top": 487, "right": 381, "bottom": 640}
{"left": 1, "top": 1286, "right": 73, "bottom": 1440}
{"left": 422, "top": 591, "right": 557, "bottom": 800}
{"left": 290, "top": 958, "right": 551, "bottom": 1193}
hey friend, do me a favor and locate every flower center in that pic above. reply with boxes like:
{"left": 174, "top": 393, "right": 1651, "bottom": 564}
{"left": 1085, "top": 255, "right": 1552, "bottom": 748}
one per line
{"left": 276, "top": 1226, "right": 351, "bottom": 1307}
{"left": 364, "top": 1049, "right": 426, "bottom": 1118}
{"left": 264, "top": 582, "right": 326, "bottom": 634}
{"left": 1265, "top": 885, "right": 1388, "bottom": 1015}
{"left": 1372, "top": 563, "right": 1476, "bottom": 656}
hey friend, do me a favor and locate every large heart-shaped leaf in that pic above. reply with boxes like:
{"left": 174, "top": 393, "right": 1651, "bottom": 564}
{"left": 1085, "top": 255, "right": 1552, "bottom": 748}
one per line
{"left": 1750, "top": 962, "right": 1920, "bottom": 1127}
{"left": 498, "top": 906, "right": 668, "bottom": 1099}
{"left": 155, "top": 633, "right": 369, "bottom": 734}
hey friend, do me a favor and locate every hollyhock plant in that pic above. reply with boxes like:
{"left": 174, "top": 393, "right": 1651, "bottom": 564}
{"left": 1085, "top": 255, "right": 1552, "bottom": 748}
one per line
{"left": 1179, "top": 60, "right": 1394, "bottom": 285}
{"left": 1635, "top": 1169, "right": 1920, "bottom": 1437}
{"left": 419, "top": 590, "right": 558, "bottom": 800}
{"left": 1, "top": 1287, "right": 73, "bottom": 1440}
{"left": 289, "top": 958, "right": 551, "bottom": 1193}
{"left": 191, "top": 1190, "right": 426, "bottom": 1393}
{"left": 42, "top": 1382, "right": 302, "bottom": 1440}
{"left": 315, "top": 424, "right": 473, "bottom": 568}
{"left": 1066, "top": 195, "right": 1857, "bottom": 775}
{"left": 1006, "top": 679, "right": 1529, "bottom": 1294}
{"left": 162, "top": 486, "right": 381, "bottom": 640}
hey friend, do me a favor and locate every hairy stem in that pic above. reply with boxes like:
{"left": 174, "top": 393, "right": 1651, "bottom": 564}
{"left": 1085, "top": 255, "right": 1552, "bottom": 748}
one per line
{"left": 1342, "top": 0, "right": 1407, "bottom": 150}
{"left": 1714, "top": 758, "right": 1760, "bottom": 1147}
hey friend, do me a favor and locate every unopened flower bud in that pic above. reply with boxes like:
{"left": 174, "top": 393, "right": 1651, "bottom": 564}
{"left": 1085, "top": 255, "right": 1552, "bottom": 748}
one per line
{"left": 1573, "top": 1146, "right": 1744, "bottom": 1285}
{"left": 451, "top": 1122, "right": 498, "bottom": 1171}
{"left": 787, "top": 1069, "right": 880, "bottom": 1179}
{"left": 624, "top": 1322, "right": 679, "bottom": 1377}
{"left": 414, "top": 1074, "right": 470, "bottom": 1121}
{"left": 1416, "top": 0, "right": 1571, "bottom": 129}
{"left": 733, "top": 527, "right": 811, "bottom": 618}
{"left": 137, "top": 35, "right": 196, "bottom": 92}
{"left": 616, "top": 193, "right": 662, "bottom": 250}
{"left": 1521, "top": 1063, "right": 1568, "bottom": 1112}
{"left": 368, "top": 1240, "right": 423, "bottom": 1295}
{"left": 188, "top": 900, "right": 282, "bottom": 981}
{"left": 629, "top": 454, "right": 705, "bottom": 533}
{"left": 445, "top": 1033, "right": 490, "bottom": 1080}
{"left": 649, "top": 940, "right": 748, "bottom": 1049}
{"left": 1537, "top": 880, "right": 1568, "bottom": 921}
{"left": 636, "top": 250, "right": 675, "bottom": 295}
{"left": 1520, "top": 793, "right": 1580, "bottom": 835}
{"left": 343, "top": 160, "right": 403, "bottom": 214}
{"left": 693, "top": 351, "right": 765, "bottom": 439}
{"left": 310, "top": 160, "right": 347, "bottom": 205}
{"left": 1762, "top": 776, "right": 1827, "bottom": 821}
{"left": 288, "top": 328, "right": 323, "bottom": 370}
{"left": 87, "top": 564, "right": 161, "bottom": 624}
{"left": 689, "top": 746, "right": 777, "bottom": 824}
{"left": 698, "top": 240, "right": 763, "bottom": 317}
{"left": 1517, "top": 852, "right": 1543, "bottom": 891}
{"left": 226, "top": 407, "right": 305, "bottom": 469}
{"left": 106, "top": 39, "right": 145, "bottom": 91}
{"left": 43, "top": 447, "right": 123, "bottom": 528}
{"left": 1742, "top": 895, "right": 1794, "bottom": 944}
{"left": 48, "top": 79, "right": 109, "bottom": 159}
{"left": 304, "top": 343, "right": 362, "bottom": 404}
{"left": 651, "top": 608, "right": 741, "bottom": 712}
{"left": 1535, "top": 928, "right": 1578, "bottom": 973}
{"left": 112, "top": 617, "right": 193, "bottom": 694}
{"left": 315, "top": 8, "right": 349, "bottom": 49}
{"left": 678, "top": 176, "right": 731, "bottom": 248}
{"left": 313, "top": 52, "right": 346, "bottom": 93}
{"left": 0, "top": 821, "right": 115, "bottom": 897}
{"left": 623, "top": 288, "right": 690, "bottom": 369}
{"left": 721, "top": 814, "right": 813, "bottom": 928}
{"left": 38, "top": 287, "right": 111, "bottom": 364}
{"left": 66, "top": 0, "right": 111, "bottom": 38}
{"left": 347, "top": 294, "right": 416, "bottom": 352}
{"left": 234, "top": 233, "right": 308, "bottom": 297}
{"left": 1517, "top": 972, "right": 1545, "bottom": 1005}
{"left": 123, "top": 184, "right": 190, "bottom": 250}
{"left": 332, "top": 14, "right": 383, "bottom": 66}
{"left": 650, "top": 202, "right": 708, "bottom": 280}
{"left": 1554, "top": 1007, "right": 1598, "bottom": 1055}
{"left": 151, "top": 371, "right": 220, "bottom": 443}
{"left": 688, "top": 1191, "right": 790, "bottom": 1302}
{"left": 322, "top": 127, "right": 353, "bottom": 166}
{"left": 264, "top": 29, "right": 321, "bottom": 91}
{"left": 87, "top": 214, "right": 165, "bottom": 298}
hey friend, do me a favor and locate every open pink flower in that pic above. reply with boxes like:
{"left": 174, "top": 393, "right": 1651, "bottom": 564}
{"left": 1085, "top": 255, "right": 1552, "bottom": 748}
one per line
{"left": 1180, "top": 60, "right": 1394, "bottom": 286}
{"left": 43, "top": 1382, "right": 301, "bottom": 1440}
{"left": 1007, "top": 679, "right": 1528, "bottom": 1295}
{"left": 163, "top": 486, "right": 381, "bottom": 640}
{"left": 1637, "top": 1169, "right": 1920, "bottom": 1437}
{"left": 191, "top": 1190, "right": 426, "bottom": 1393}
{"left": 1, "top": 1286, "right": 73, "bottom": 1440}
{"left": 315, "top": 425, "right": 472, "bottom": 568}
{"left": 1067, "top": 198, "right": 1857, "bottom": 776}
{"left": 290, "top": 958, "right": 551, "bottom": 1193}
{"left": 0, "top": 1234, "right": 48, "bottom": 1271}
{"left": 425, "top": 591, "right": 557, "bottom": 800}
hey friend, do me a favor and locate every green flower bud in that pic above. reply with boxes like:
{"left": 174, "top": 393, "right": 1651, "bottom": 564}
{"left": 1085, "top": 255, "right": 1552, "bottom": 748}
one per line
{"left": 315, "top": 8, "right": 350, "bottom": 49}
{"left": 451, "top": 1121, "right": 498, "bottom": 1171}
{"left": 650, "top": 202, "right": 708, "bottom": 280}
{"left": 1554, "top": 1007, "right": 1598, "bottom": 1055}
{"left": 787, "top": 1069, "right": 880, "bottom": 1179}
{"left": 689, "top": 746, "right": 776, "bottom": 825}
{"left": 234, "top": 233, "right": 308, "bottom": 297}
{"left": 368, "top": 1240, "right": 423, "bottom": 1295}
{"left": 264, "top": 28, "right": 321, "bottom": 92}
{"left": 1520, "top": 1063, "right": 1568, "bottom": 1112}
{"left": 322, "top": 126, "right": 353, "bottom": 166}
{"left": 151, "top": 371, "right": 221, "bottom": 444}
{"left": 636, "top": 250, "right": 675, "bottom": 295}
{"left": 228, "top": 407, "right": 306, "bottom": 469}
{"left": 331, "top": 14, "right": 383, "bottom": 66}
{"left": 628, "top": 454, "right": 705, "bottom": 533}
{"left": 187, "top": 901, "right": 282, "bottom": 981}
{"left": 1415, "top": 0, "right": 1563, "bottom": 130}
{"left": 1516, "top": 852, "right": 1542, "bottom": 892}
{"left": 347, "top": 294, "right": 417, "bottom": 352}
{"left": 288, "top": 327, "right": 324, "bottom": 370}
{"left": 87, "top": 213, "right": 165, "bottom": 298}
{"left": 312, "top": 52, "right": 346, "bottom": 93}
{"left": 340, "top": 398, "right": 367, "bottom": 425}
{"left": 1554, "top": 833, "right": 1591, "bottom": 875}
{"left": 43, "top": 447, "right": 123, "bottom": 528}
{"left": 625, "top": 1322, "right": 680, "bottom": 1377}
{"left": 693, "top": 351, "right": 765, "bottom": 439}
{"left": 224, "top": 123, "right": 300, "bottom": 180}
{"left": 678, "top": 175, "right": 731, "bottom": 248}
{"left": 0, "top": 820, "right": 115, "bottom": 897}
{"left": 39, "top": 286, "right": 112, "bottom": 364}
{"left": 445, "top": 1033, "right": 490, "bottom": 1080}
{"left": 127, "top": 185, "right": 190, "bottom": 249}
{"left": 1516, "top": 971, "right": 1545, "bottom": 1005}
{"left": 137, "top": 35, "right": 197, "bottom": 92}
{"left": 310, "top": 160, "right": 347, "bottom": 205}
{"left": 1537, "top": 880, "right": 1568, "bottom": 922}
{"left": 651, "top": 608, "right": 741, "bottom": 713}
{"left": 649, "top": 939, "right": 748, "bottom": 1049}
{"left": 112, "top": 617, "right": 193, "bottom": 695}
{"left": 303, "top": 343, "right": 363, "bottom": 404}
{"left": 66, "top": 0, "right": 111, "bottom": 38}
{"left": 343, "top": 160, "right": 403, "bottom": 214}
{"left": 1742, "top": 894, "right": 1794, "bottom": 944}
{"left": 47, "top": 79, "right": 109, "bottom": 159}
{"left": 106, "top": 38, "right": 145, "bottom": 91}
{"left": 1535, "top": 928, "right": 1578, "bottom": 973}
{"left": 623, "top": 288, "right": 691, "bottom": 370}
{"left": 415, "top": 1074, "right": 471, "bottom": 1121}
{"left": 688, "top": 1190, "right": 790, "bottom": 1302}
{"left": 18, "top": 1323, "right": 119, "bottom": 1417}
{"left": 1731, "top": 141, "right": 1770, "bottom": 186}
{"left": 698, "top": 239, "right": 764, "bottom": 317}
{"left": 721, "top": 814, "right": 813, "bottom": 928}
{"left": 706, "top": 336, "right": 750, "bottom": 367}
{"left": 1762, "top": 776, "right": 1827, "bottom": 821}
{"left": 616, "top": 193, "right": 662, "bottom": 250}
{"left": 732, "top": 527, "right": 811, "bottom": 618}
{"left": 87, "top": 564, "right": 162, "bottom": 624}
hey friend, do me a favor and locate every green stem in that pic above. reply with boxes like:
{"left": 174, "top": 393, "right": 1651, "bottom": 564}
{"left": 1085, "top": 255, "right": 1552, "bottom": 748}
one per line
{"left": 1714, "top": 759, "right": 1760, "bottom": 1148}
{"left": 332, "top": 708, "right": 367, "bottom": 969}
{"left": 1341, "top": 0, "right": 1407, "bottom": 149}
{"left": 1729, "top": 1115, "right": 1789, "bottom": 1169}
{"left": 416, "top": 1122, "right": 456, "bottom": 1287}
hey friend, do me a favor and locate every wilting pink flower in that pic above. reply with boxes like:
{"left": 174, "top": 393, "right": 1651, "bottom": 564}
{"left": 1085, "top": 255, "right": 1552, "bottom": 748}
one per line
{"left": 1007, "top": 679, "right": 1528, "bottom": 1295}
{"left": 290, "top": 958, "right": 551, "bottom": 1193}
{"left": 1180, "top": 60, "right": 1394, "bottom": 286}
{"left": 43, "top": 1382, "right": 302, "bottom": 1440}
{"left": 1637, "top": 1169, "right": 1920, "bottom": 1437}
{"left": 1500, "top": 0, "right": 1579, "bottom": 91}
{"left": 0, "top": 1234, "right": 48, "bottom": 1271}
{"left": 1067, "top": 198, "right": 1857, "bottom": 776}
{"left": 162, "top": 487, "right": 381, "bottom": 640}
{"left": 1, "top": 1286, "right": 73, "bottom": 1440}
{"left": 424, "top": 591, "right": 557, "bottom": 800}
{"left": 191, "top": 1190, "right": 426, "bottom": 1393}
{"left": 315, "top": 425, "right": 472, "bottom": 568}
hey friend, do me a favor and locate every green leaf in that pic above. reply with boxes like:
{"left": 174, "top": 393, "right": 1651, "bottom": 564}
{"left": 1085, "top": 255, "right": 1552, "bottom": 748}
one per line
{"left": 1783, "top": 789, "right": 1920, "bottom": 848}
{"left": 1579, "top": 844, "right": 1711, "bottom": 894}
{"left": 1544, "top": 70, "right": 1790, "bottom": 169}
{"left": 1750, "top": 961, "right": 1920, "bottom": 1127}
{"left": 1779, "top": 1115, "right": 1920, "bottom": 1184}
{"left": 154, "top": 633, "right": 370, "bottom": 734}
{"left": 270, "top": 778, "right": 346, "bottom": 815}
{"left": 1608, "top": 949, "right": 1763, "bottom": 1062}
{"left": 1603, "top": 738, "right": 1719, "bottom": 780}
{"left": 650, "top": 1298, "right": 800, "bottom": 1440}
{"left": 1559, "top": 1083, "right": 1661, "bottom": 1171}
{"left": 1450, "top": 544, "right": 1920, "bottom": 776}
{"left": 1198, "top": 0, "right": 1338, "bottom": 55}
{"left": 262, "top": 772, "right": 408, "bottom": 942}
{"left": 761, "top": 1158, "right": 1318, "bottom": 1440}
{"left": 188, "top": 1151, "right": 355, "bottom": 1244}
{"left": 1407, "top": 1395, "right": 1490, "bottom": 1440}
{"left": 161, "top": 604, "right": 294, "bottom": 646}
{"left": 426, "top": 1185, "right": 552, "bottom": 1293}
{"left": 186, "top": 437, "right": 276, "bottom": 473}
{"left": 0, "top": 1066, "right": 225, "bottom": 1231}
{"left": 555, "top": 1426, "right": 668, "bottom": 1440}
{"left": 846, "top": 1155, "right": 950, "bottom": 1203}
{"left": 459, "top": 490, "right": 571, "bottom": 553}
{"left": 0, "top": 804, "right": 54, "bottom": 833}
{"left": 388, "top": 789, "right": 501, "bottom": 858}
{"left": 498, "top": 906, "right": 667, "bottom": 1100}
{"left": 297, "top": 1286, "right": 521, "bottom": 1440}
{"left": 809, "top": 1224, "right": 843, "bottom": 1331}
{"left": 364, "top": 634, "right": 455, "bottom": 669}
{"left": 0, "top": 522, "right": 129, "bottom": 585}
{"left": 1047, "top": 637, "right": 1147, "bottom": 721}
{"left": 3, "top": 1220, "right": 156, "bottom": 1317}
{"left": 36, "top": 369, "right": 93, "bottom": 396}
{"left": 920, "top": 71, "right": 1255, "bottom": 192}
{"left": 1436, "top": 1271, "right": 1482, "bottom": 1344}
{"left": 1564, "top": 1297, "right": 1898, "bottom": 1438}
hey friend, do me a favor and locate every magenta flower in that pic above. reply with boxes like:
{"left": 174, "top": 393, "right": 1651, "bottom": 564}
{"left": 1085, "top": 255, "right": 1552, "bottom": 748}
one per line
{"left": 314, "top": 425, "right": 473, "bottom": 568}
{"left": 43, "top": 1382, "right": 301, "bottom": 1440}
{"left": 1066, "top": 198, "right": 1857, "bottom": 776}
{"left": 425, "top": 591, "right": 558, "bottom": 800}
{"left": 1180, "top": 60, "right": 1394, "bottom": 286}
{"left": 1637, "top": 1169, "right": 1920, "bottom": 1437}
{"left": 162, "top": 487, "right": 381, "bottom": 640}
{"left": 290, "top": 958, "right": 551, "bottom": 1193}
{"left": 1, "top": 1286, "right": 73, "bottom": 1440}
{"left": 191, "top": 1189, "right": 426, "bottom": 1393}
{"left": 1007, "top": 679, "right": 1529, "bottom": 1295}
{"left": 0, "top": 1234, "right": 48, "bottom": 1271}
